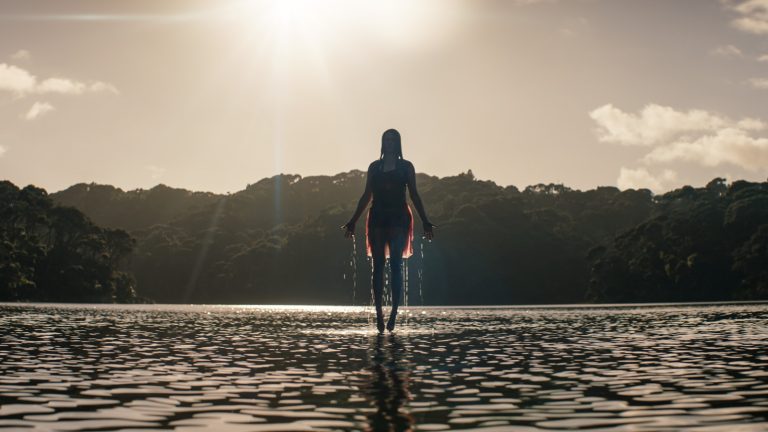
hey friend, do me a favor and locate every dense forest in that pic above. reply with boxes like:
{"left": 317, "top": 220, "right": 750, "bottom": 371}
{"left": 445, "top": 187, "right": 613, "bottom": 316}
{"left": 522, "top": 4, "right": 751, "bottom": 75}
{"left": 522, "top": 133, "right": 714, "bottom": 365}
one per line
{"left": 0, "top": 181, "right": 141, "bottom": 302}
{"left": 1, "top": 171, "right": 766, "bottom": 304}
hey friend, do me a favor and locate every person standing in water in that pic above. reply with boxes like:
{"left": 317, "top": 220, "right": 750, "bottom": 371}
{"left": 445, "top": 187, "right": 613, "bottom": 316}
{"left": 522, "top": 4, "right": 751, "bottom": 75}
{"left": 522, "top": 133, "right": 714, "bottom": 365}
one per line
{"left": 342, "top": 129, "right": 435, "bottom": 333}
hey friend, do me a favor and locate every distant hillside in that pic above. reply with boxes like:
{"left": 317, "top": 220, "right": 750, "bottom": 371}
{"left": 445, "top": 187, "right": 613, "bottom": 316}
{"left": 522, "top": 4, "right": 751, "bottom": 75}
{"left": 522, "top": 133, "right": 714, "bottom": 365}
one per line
{"left": 50, "top": 183, "right": 220, "bottom": 231}
{"left": 3, "top": 171, "right": 765, "bottom": 305}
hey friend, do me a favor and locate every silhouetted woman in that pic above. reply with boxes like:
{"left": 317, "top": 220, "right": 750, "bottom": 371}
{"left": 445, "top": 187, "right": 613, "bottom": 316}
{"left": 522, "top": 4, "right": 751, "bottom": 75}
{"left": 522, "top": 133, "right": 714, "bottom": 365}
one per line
{"left": 343, "top": 129, "right": 435, "bottom": 333}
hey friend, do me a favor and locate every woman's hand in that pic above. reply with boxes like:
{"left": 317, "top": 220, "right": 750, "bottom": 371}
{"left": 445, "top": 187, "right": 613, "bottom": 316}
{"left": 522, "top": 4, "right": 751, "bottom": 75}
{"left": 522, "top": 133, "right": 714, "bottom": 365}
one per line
{"left": 423, "top": 221, "right": 437, "bottom": 241}
{"left": 341, "top": 221, "right": 356, "bottom": 238}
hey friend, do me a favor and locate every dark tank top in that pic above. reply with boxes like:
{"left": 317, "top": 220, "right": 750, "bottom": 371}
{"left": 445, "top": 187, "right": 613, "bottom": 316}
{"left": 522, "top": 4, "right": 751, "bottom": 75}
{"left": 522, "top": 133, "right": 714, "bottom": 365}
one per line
{"left": 369, "top": 159, "right": 411, "bottom": 229}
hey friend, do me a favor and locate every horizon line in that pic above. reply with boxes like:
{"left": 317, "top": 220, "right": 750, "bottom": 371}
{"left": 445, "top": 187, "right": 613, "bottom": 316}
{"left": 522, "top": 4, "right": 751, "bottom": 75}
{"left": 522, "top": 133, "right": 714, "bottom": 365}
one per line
{"left": 2, "top": 170, "right": 751, "bottom": 196}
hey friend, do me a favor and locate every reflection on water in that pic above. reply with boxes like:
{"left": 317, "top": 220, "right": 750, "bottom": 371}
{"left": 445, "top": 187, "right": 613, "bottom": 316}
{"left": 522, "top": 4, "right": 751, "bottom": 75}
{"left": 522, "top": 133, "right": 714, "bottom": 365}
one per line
{"left": 0, "top": 302, "right": 767, "bottom": 431}
{"left": 364, "top": 335, "right": 413, "bottom": 431}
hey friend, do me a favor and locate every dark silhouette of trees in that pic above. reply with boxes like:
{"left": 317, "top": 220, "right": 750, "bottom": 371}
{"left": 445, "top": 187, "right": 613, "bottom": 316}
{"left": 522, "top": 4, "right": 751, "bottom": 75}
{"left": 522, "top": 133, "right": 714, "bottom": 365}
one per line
{"left": 588, "top": 178, "right": 768, "bottom": 302}
{"left": 2, "top": 172, "right": 764, "bottom": 304}
{"left": 0, "top": 181, "right": 142, "bottom": 302}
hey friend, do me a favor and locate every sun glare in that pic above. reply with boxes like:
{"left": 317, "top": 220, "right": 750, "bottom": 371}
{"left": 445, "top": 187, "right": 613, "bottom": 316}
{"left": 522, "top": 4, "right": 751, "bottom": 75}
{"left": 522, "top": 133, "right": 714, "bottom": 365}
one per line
{"left": 216, "top": 0, "right": 466, "bottom": 49}
{"left": 222, "top": 0, "right": 347, "bottom": 43}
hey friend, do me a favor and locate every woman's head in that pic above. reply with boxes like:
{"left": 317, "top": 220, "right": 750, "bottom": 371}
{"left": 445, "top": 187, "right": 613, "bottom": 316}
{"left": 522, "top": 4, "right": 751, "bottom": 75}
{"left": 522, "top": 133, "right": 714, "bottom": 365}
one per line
{"left": 381, "top": 128, "right": 402, "bottom": 159}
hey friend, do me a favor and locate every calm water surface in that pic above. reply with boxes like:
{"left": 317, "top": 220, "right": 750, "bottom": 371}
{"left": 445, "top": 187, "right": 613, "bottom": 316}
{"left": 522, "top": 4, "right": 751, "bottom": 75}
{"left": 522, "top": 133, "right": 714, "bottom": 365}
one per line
{"left": 1, "top": 302, "right": 767, "bottom": 431}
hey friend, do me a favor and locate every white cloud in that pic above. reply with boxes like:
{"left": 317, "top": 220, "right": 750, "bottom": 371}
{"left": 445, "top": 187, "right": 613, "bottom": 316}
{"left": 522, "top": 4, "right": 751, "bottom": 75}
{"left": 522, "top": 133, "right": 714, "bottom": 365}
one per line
{"left": 145, "top": 165, "right": 166, "bottom": 180}
{"left": 592, "top": 103, "right": 768, "bottom": 186}
{"left": 36, "top": 77, "right": 87, "bottom": 94}
{"left": 88, "top": 81, "right": 119, "bottom": 94}
{"left": 758, "top": 54, "right": 768, "bottom": 61}
{"left": 10, "top": 49, "right": 31, "bottom": 60}
{"left": 0, "top": 145, "right": 6, "bottom": 158}
{"left": 726, "top": 0, "right": 768, "bottom": 34}
{"left": 737, "top": 117, "right": 767, "bottom": 129}
{"left": 588, "top": 103, "right": 745, "bottom": 146}
{"left": 710, "top": 44, "right": 743, "bottom": 56}
{"left": 617, "top": 167, "right": 677, "bottom": 192}
{"left": 734, "top": 17, "right": 768, "bottom": 33}
{"left": 0, "top": 62, "right": 118, "bottom": 97}
{"left": 24, "top": 101, "right": 55, "bottom": 120}
{"left": 748, "top": 77, "right": 768, "bottom": 89}
{"left": 643, "top": 127, "right": 768, "bottom": 171}
{"left": 0, "top": 63, "right": 37, "bottom": 96}
{"left": 35, "top": 77, "right": 119, "bottom": 95}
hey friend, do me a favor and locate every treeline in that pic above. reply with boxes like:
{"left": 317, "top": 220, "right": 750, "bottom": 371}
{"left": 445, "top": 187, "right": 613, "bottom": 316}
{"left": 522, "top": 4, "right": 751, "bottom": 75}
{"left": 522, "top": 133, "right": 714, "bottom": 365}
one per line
{"left": 0, "top": 181, "right": 143, "bottom": 302}
{"left": 46, "top": 170, "right": 656, "bottom": 304}
{"left": 2, "top": 172, "right": 766, "bottom": 304}
{"left": 589, "top": 178, "right": 768, "bottom": 302}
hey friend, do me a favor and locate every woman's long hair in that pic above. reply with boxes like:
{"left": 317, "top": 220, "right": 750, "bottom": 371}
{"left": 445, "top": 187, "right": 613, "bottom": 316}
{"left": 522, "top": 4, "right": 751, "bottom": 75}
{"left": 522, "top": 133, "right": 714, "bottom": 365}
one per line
{"left": 380, "top": 129, "right": 403, "bottom": 159}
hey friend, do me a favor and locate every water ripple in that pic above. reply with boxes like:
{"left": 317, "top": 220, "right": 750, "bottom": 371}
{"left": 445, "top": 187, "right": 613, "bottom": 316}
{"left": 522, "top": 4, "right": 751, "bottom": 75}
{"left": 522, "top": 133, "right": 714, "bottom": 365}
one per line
{"left": 1, "top": 302, "right": 767, "bottom": 431}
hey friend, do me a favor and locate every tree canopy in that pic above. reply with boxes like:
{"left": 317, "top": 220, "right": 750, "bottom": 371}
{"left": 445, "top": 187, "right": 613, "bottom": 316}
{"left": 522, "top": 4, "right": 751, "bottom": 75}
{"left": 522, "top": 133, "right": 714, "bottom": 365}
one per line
{"left": 0, "top": 181, "right": 141, "bottom": 302}
{"left": 2, "top": 172, "right": 765, "bottom": 304}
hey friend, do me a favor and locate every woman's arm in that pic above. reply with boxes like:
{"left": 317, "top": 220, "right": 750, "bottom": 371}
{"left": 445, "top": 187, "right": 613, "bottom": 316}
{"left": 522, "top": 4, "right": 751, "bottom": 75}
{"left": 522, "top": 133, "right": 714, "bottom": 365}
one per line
{"left": 406, "top": 161, "right": 435, "bottom": 239}
{"left": 342, "top": 162, "right": 375, "bottom": 237}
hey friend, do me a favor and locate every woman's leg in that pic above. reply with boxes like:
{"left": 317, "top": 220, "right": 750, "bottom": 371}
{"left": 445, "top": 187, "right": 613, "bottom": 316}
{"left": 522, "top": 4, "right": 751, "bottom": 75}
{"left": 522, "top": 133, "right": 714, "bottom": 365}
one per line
{"left": 386, "top": 228, "right": 407, "bottom": 330}
{"left": 369, "top": 227, "right": 387, "bottom": 331}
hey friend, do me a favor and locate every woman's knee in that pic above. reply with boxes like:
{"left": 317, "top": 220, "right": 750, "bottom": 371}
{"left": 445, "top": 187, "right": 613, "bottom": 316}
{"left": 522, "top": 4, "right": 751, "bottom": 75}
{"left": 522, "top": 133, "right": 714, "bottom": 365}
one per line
{"left": 388, "top": 229, "right": 407, "bottom": 255}
{"left": 372, "top": 255, "right": 386, "bottom": 274}
{"left": 389, "top": 257, "right": 403, "bottom": 273}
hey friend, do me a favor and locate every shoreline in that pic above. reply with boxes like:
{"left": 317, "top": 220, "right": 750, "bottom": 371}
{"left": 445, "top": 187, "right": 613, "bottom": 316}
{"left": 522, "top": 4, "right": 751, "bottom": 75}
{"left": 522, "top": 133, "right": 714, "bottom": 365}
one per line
{"left": 3, "top": 299, "right": 768, "bottom": 310}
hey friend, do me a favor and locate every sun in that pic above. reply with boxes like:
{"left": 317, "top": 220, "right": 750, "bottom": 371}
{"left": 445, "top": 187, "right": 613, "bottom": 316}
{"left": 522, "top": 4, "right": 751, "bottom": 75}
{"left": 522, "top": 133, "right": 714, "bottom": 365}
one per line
{"left": 212, "top": 0, "right": 465, "bottom": 50}
{"left": 220, "top": 0, "right": 346, "bottom": 43}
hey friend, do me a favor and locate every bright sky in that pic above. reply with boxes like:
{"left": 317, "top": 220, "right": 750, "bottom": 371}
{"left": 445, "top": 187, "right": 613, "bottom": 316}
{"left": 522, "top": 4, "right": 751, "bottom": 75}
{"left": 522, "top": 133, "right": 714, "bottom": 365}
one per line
{"left": 1, "top": 0, "right": 767, "bottom": 193}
